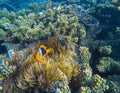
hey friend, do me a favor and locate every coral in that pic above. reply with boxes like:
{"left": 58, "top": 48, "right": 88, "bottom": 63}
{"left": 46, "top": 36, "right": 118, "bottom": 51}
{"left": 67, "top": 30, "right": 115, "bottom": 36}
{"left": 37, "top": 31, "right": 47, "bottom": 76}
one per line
{"left": 79, "top": 74, "right": 109, "bottom": 93}
{"left": 11, "top": 26, "right": 30, "bottom": 41}
{"left": 0, "top": 17, "right": 12, "bottom": 30}
{"left": 79, "top": 63, "right": 92, "bottom": 85}
{"left": 98, "top": 45, "right": 112, "bottom": 56}
{"left": 28, "top": 3, "right": 42, "bottom": 13}
{"left": 96, "top": 57, "right": 120, "bottom": 74}
{"left": 79, "top": 46, "right": 91, "bottom": 64}
{"left": 78, "top": 46, "right": 109, "bottom": 93}
{"left": 78, "top": 27, "right": 86, "bottom": 39}
{"left": 60, "top": 4, "right": 99, "bottom": 26}
{"left": 0, "top": 8, "right": 9, "bottom": 18}
{"left": 17, "top": 9, "right": 32, "bottom": 16}
{"left": 7, "top": 12, "right": 16, "bottom": 23}
{"left": 0, "top": 8, "right": 16, "bottom": 23}
{"left": 0, "top": 57, "right": 17, "bottom": 93}
{"left": 89, "top": 74, "right": 109, "bottom": 93}
{"left": 0, "top": 29, "right": 6, "bottom": 40}
{"left": 14, "top": 13, "right": 36, "bottom": 27}
{"left": 55, "top": 82, "right": 71, "bottom": 93}
{"left": 0, "top": 3, "right": 87, "bottom": 44}
{"left": 0, "top": 59, "right": 16, "bottom": 77}
{"left": 79, "top": 86, "right": 91, "bottom": 93}
{"left": 106, "top": 75, "right": 120, "bottom": 93}
{"left": 28, "top": 1, "right": 52, "bottom": 13}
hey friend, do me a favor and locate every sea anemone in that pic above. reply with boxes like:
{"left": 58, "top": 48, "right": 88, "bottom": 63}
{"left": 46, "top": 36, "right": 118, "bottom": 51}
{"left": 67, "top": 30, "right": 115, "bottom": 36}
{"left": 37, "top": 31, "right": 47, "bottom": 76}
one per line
{"left": 2, "top": 37, "right": 81, "bottom": 93}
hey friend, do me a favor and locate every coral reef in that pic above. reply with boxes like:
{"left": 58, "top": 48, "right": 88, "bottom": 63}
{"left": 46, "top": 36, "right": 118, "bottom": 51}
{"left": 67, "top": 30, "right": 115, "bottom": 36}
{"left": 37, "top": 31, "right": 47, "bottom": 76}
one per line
{"left": 1, "top": 0, "right": 120, "bottom": 93}
{"left": 79, "top": 46, "right": 91, "bottom": 64}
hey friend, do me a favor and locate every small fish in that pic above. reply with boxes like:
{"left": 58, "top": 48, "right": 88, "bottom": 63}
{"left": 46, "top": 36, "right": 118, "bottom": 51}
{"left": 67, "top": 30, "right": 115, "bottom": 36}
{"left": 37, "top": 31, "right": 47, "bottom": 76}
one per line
{"left": 34, "top": 45, "right": 51, "bottom": 62}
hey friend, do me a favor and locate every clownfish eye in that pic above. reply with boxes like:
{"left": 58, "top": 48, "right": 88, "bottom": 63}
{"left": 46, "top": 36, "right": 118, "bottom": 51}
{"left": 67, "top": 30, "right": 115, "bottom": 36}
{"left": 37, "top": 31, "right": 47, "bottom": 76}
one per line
{"left": 40, "top": 48, "right": 46, "bottom": 55}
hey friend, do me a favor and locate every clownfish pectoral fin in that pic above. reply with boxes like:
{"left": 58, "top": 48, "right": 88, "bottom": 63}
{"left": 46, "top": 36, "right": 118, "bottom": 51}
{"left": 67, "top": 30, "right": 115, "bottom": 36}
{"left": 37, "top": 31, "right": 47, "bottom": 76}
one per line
{"left": 46, "top": 49, "right": 51, "bottom": 54}
{"left": 40, "top": 59, "right": 44, "bottom": 62}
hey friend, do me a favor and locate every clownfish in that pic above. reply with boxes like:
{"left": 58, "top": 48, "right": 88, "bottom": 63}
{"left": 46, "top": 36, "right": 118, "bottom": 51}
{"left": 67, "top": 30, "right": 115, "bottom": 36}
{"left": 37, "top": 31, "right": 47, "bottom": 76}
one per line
{"left": 34, "top": 45, "right": 51, "bottom": 62}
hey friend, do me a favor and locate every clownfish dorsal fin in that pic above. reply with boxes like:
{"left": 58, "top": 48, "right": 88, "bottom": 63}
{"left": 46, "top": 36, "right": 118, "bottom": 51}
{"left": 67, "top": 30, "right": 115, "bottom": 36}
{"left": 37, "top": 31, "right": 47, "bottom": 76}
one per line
{"left": 40, "top": 45, "right": 47, "bottom": 50}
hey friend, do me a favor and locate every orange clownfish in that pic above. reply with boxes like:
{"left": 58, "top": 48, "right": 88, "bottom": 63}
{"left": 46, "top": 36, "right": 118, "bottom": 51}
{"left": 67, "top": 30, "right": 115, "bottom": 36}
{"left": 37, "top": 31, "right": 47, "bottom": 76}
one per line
{"left": 34, "top": 45, "right": 51, "bottom": 62}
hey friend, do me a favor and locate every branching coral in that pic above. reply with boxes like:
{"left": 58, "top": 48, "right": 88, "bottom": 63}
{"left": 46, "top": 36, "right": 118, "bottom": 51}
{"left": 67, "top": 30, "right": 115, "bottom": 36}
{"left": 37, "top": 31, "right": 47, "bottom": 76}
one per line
{"left": 79, "top": 74, "right": 109, "bottom": 93}
{"left": 0, "top": 3, "right": 87, "bottom": 44}
{"left": 89, "top": 74, "right": 109, "bottom": 93}
{"left": 78, "top": 45, "right": 109, "bottom": 93}
{"left": 0, "top": 17, "right": 12, "bottom": 30}
{"left": 98, "top": 45, "right": 112, "bottom": 56}
{"left": 14, "top": 13, "right": 36, "bottom": 27}
{"left": 79, "top": 63, "right": 92, "bottom": 85}
{"left": 96, "top": 57, "right": 120, "bottom": 74}
{"left": 0, "top": 29, "right": 6, "bottom": 40}
{"left": 79, "top": 46, "right": 91, "bottom": 64}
